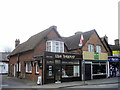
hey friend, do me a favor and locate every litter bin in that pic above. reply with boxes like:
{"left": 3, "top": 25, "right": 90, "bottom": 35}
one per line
{"left": 37, "top": 76, "right": 42, "bottom": 85}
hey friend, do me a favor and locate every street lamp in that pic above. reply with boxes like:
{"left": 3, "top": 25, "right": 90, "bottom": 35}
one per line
{"left": 83, "top": 59, "right": 85, "bottom": 85}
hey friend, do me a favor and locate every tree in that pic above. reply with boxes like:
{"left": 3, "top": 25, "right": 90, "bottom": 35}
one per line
{"left": 3, "top": 46, "right": 12, "bottom": 52}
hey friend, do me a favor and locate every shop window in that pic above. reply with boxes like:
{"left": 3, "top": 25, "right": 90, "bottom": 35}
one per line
{"left": 93, "top": 64, "right": 106, "bottom": 74}
{"left": 36, "top": 63, "right": 39, "bottom": 74}
{"left": 26, "top": 62, "right": 32, "bottom": 73}
{"left": 46, "top": 41, "right": 64, "bottom": 53}
{"left": 62, "top": 65, "right": 80, "bottom": 78}
{"left": 96, "top": 45, "right": 101, "bottom": 53}
{"left": 47, "top": 65, "right": 54, "bottom": 79}
{"left": 62, "top": 60, "right": 80, "bottom": 78}
{"left": 88, "top": 44, "right": 94, "bottom": 52}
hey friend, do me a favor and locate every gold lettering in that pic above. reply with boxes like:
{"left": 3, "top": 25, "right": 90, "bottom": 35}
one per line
{"left": 55, "top": 54, "right": 62, "bottom": 58}
{"left": 63, "top": 55, "right": 75, "bottom": 59}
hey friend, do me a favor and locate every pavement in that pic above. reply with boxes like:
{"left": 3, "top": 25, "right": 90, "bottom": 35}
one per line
{"left": 33, "top": 77, "right": 120, "bottom": 88}
{"left": 1, "top": 75, "right": 120, "bottom": 88}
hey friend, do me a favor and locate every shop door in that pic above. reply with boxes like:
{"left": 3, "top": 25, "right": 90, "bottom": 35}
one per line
{"left": 85, "top": 64, "right": 91, "bottom": 80}
{"left": 55, "top": 60, "right": 61, "bottom": 83}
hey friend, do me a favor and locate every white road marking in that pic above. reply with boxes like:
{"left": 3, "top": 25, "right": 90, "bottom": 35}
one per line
{"left": 1, "top": 84, "right": 8, "bottom": 86}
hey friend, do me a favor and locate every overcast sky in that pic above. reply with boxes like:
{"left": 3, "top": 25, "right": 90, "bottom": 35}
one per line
{"left": 0, "top": 0, "right": 119, "bottom": 52}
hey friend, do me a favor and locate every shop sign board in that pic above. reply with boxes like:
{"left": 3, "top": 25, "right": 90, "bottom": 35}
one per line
{"left": 83, "top": 51, "right": 108, "bottom": 60}
{"left": 112, "top": 51, "right": 120, "bottom": 57}
{"left": 108, "top": 57, "right": 120, "bottom": 62}
{"left": 44, "top": 52, "right": 82, "bottom": 60}
{"left": 94, "top": 52, "right": 99, "bottom": 60}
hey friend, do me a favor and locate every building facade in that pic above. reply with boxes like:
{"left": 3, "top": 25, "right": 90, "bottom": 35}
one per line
{"left": 108, "top": 39, "right": 120, "bottom": 77}
{"left": 8, "top": 26, "right": 109, "bottom": 84}
{"left": 0, "top": 52, "right": 10, "bottom": 75}
{"left": 63, "top": 30, "right": 109, "bottom": 80}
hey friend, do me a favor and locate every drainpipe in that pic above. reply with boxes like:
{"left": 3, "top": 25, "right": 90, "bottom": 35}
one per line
{"left": 17, "top": 54, "right": 20, "bottom": 78}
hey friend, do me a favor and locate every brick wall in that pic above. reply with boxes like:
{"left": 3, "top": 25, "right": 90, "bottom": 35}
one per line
{"left": 82, "top": 32, "right": 107, "bottom": 53}
{"left": 9, "top": 29, "right": 65, "bottom": 82}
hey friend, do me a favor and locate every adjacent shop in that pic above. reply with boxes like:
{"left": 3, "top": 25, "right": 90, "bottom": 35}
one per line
{"left": 83, "top": 51, "right": 108, "bottom": 80}
{"left": 108, "top": 57, "right": 120, "bottom": 77}
{"left": 34, "top": 51, "right": 82, "bottom": 84}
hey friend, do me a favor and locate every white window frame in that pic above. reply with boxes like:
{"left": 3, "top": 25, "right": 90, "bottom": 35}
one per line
{"left": 46, "top": 40, "right": 64, "bottom": 53}
{"left": 36, "top": 63, "right": 39, "bottom": 74}
{"left": 96, "top": 45, "right": 101, "bottom": 53}
{"left": 88, "top": 44, "right": 94, "bottom": 52}
{"left": 26, "top": 62, "right": 32, "bottom": 73}
{"left": 16, "top": 62, "right": 21, "bottom": 72}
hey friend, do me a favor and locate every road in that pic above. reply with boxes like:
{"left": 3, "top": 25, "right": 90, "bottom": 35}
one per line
{"left": 1, "top": 75, "right": 120, "bottom": 89}
{"left": 1, "top": 75, "right": 36, "bottom": 88}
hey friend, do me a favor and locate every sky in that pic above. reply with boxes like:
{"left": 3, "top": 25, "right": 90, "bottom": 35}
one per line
{"left": 0, "top": 0, "right": 119, "bottom": 52}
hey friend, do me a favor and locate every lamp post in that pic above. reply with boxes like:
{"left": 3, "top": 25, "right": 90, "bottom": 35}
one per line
{"left": 83, "top": 59, "right": 85, "bottom": 85}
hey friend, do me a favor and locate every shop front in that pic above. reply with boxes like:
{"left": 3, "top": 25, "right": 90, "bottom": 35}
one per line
{"left": 108, "top": 57, "right": 120, "bottom": 77}
{"left": 44, "top": 52, "right": 82, "bottom": 84}
{"left": 83, "top": 51, "right": 108, "bottom": 80}
{"left": 34, "top": 51, "right": 82, "bottom": 84}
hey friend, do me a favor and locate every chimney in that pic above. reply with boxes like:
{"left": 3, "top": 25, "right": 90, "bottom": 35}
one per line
{"left": 15, "top": 39, "right": 20, "bottom": 47}
{"left": 49, "top": 25, "right": 57, "bottom": 30}
{"left": 114, "top": 39, "right": 119, "bottom": 46}
{"left": 104, "top": 35, "right": 108, "bottom": 43}
{"left": 75, "top": 31, "right": 83, "bottom": 35}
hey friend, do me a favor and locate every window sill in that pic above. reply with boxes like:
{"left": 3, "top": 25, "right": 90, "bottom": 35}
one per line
{"left": 26, "top": 72, "right": 32, "bottom": 74}
{"left": 92, "top": 73, "right": 106, "bottom": 76}
{"left": 16, "top": 71, "right": 21, "bottom": 73}
{"left": 35, "top": 72, "right": 39, "bottom": 75}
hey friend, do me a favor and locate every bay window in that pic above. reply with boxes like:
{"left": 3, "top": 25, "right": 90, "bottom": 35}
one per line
{"left": 46, "top": 41, "right": 64, "bottom": 53}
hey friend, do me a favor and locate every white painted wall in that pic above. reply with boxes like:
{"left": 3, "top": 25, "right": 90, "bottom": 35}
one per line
{"left": 0, "top": 62, "right": 8, "bottom": 74}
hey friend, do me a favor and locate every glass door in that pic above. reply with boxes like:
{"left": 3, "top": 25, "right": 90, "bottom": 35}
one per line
{"left": 55, "top": 60, "right": 61, "bottom": 83}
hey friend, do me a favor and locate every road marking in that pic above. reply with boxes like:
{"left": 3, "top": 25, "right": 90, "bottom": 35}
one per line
{"left": 1, "top": 84, "right": 8, "bottom": 86}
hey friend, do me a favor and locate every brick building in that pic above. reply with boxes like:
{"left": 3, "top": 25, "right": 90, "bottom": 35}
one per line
{"left": 108, "top": 39, "right": 120, "bottom": 77}
{"left": 8, "top": 26, "right": 109, "bottom": 84}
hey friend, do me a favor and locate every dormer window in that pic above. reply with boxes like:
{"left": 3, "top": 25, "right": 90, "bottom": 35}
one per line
{"left": 46, "top": 40, "right": 64, "bottom": 53}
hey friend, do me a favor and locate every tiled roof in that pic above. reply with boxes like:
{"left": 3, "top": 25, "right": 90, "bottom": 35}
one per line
{"left": 9, "top": 26, "right": 59, "bottom": 56}
{"left": 62, "top": 30, "right": 95, "bottom": 50}
{"left": 9, "top": 26, "right": 98, "bottom": 56}
{"left": 109, "top": 45, "right": 120, "bottom": 51}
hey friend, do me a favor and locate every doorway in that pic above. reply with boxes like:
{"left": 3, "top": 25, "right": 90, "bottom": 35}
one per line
{"left": 55, "top": 60, "right": 61, "bottom": 83}
{"left": 85, "top": 64, "right": 91, "bottom": 80}
{"left": 14, "top": 64, "right": 17, "bottom": 77}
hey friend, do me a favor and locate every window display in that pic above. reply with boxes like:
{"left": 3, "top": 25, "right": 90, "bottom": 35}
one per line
{"left": 62, "top": 59, "right": 80, "bottom": 78}
{"left": 93, "top": 64, "right": 106, "bottom": 74}
{"left": 62, "top": 65, "right": 80, "bottom": 78}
